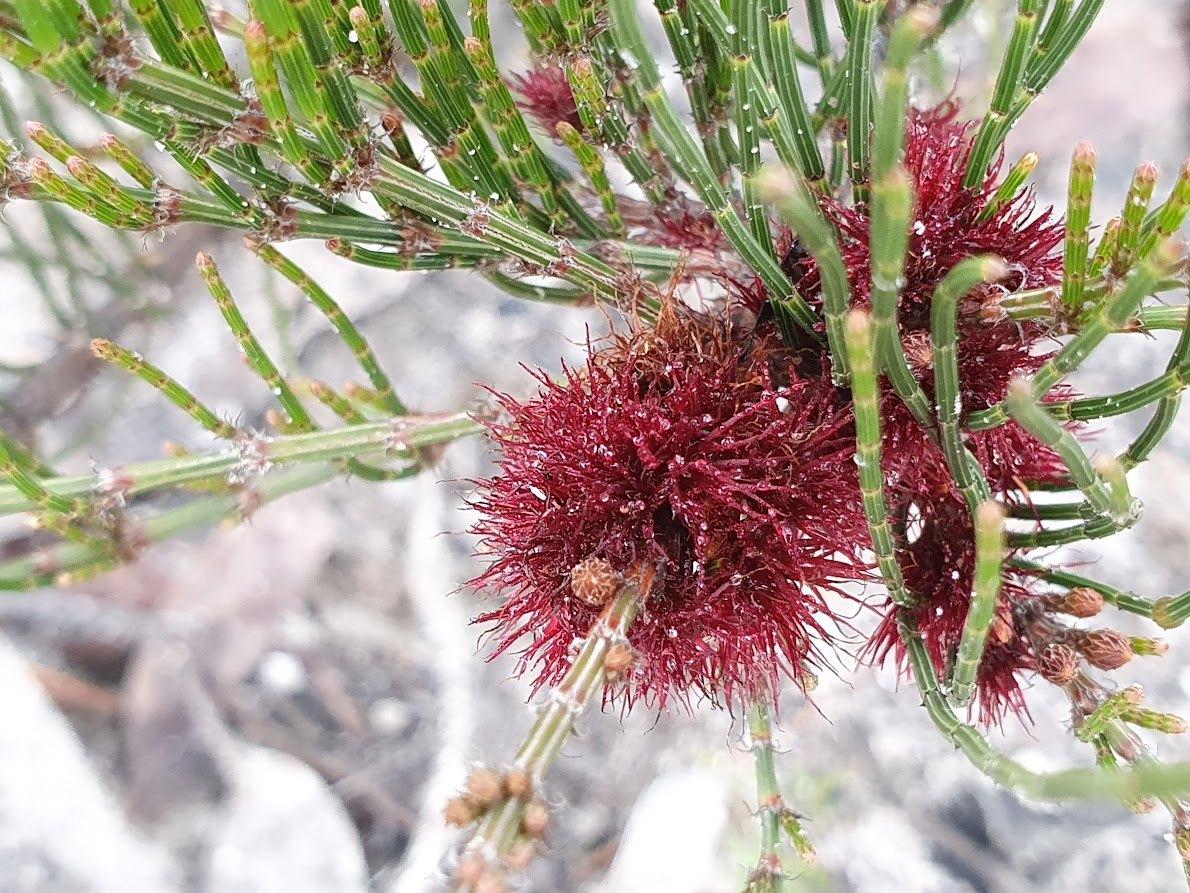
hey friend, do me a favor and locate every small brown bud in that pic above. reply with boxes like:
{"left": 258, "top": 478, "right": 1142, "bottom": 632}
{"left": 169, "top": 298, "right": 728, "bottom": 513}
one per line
{"left": 442, "top": 795, "right": 477, "bottom": 828}
{"left": 379, "top": 110, "right": 403, "bottom": 134}
{"left": 454, "top": 852, "right": 486, "bottom": 885}
{"left": 504, "top": 841, "right": 536, "bottom": 872}
{"left": 901, "top": 330, "right": 934, "bottom": 371}
{"left": 520, "top": 799, "right": 550, "bottom": 838}
{"left": 604, "top": 642, "right": 635, "bottom": 675}
{"left": 569, "top": 557, "right": 620, "bottom": 607}
{"left": 243, "top": 20, "right": 267, "bottom": 43}
{"left": 1037, "top": 643, "right": 1080, "bottom": 685}
{"left": 990, "top": 614, "right": 1015, "bottom": 645}
{"left": 1079, "top": 629, "right": 1133, "bottom": 670}
{"left": 1128, "top": 797, "right": 1157, "bottom": 815}
{"left": 474, "top": 872, "right": 508, "bottom": 893}
{"left": 466, "top": 767, "right": 503, "bottom": 805}
{"left": 726, "top": 301, "right": 757, "bottom": 339}
{"left": 503, "top": 767, "right": 532, "bottom": 799}
{"left": 1135, "top": 160, "right": 1159, "bottom": 186}
{"left": 1048, "top": 587, "right": 1105, "bottom": 618}
{"left": 1122, "top": 684, "right": 1145, "bottom": 706}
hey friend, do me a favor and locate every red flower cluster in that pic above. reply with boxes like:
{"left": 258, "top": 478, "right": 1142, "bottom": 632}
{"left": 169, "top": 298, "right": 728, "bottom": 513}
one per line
{"left": 474, "top": 103, "right": 1079, "bottom": 722}
{"left": 510, "top": 66, "right": 582, "bottom": 134}
{"left": 783, "top": 104, "right": 1070, "bottom": 723}
{"left": 472, "top": 311, "right": 871, "bottom": 708}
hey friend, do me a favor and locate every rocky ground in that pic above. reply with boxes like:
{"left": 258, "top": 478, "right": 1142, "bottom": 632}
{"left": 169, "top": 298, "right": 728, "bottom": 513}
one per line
{"left": 0, "top": 2, "right": 1186, "bottom": 891}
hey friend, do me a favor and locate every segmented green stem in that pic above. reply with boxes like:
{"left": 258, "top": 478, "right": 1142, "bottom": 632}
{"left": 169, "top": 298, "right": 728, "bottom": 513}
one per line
{"left": 1088, "top": 217, "right": 1121, "bottom": 280}
{"left": 555, "top": 122, "right": 625, "bottom": 235}
{"left": 91, "top": 338, "right": 238, "bottom": 438}
{"left": 171, "top": 0, "right": 238, "bottom": 90}
{"left": 765, "top": 0, "right": 823, "bottom": 184}
{"left": 1015, "top": 1, "right": 1106, "bottom": 127}
{"left": 746, "top": 697, "right": 787, "bottom": 889}
{"left": 845, "top": 311, "right": 912, "bottom": 607}
{"left": 462, "top": 567, "right": 653, "bottom": 871}
{"left": 565, "top": 56, "right": 669, "bottom": 204}
{"left": 129, "top": 0, "right": 194, "bottom": 72}
{"left": 968, "top": 237, "right": 1185, "bottom": 430}
{"left": 732, "top": 0, "right": 772, "bottom": 253}
{"left": 686, "top": 0, "right": 824, "bottom": 184}
{"left": 1120, "top": 296, "right": 1190, "bottom": 470}
{"left": 977, "top": 151, "right": 1038, "bottom": 222}
{"left": 97, "top": 133, "right": 156, "bottom": 188}
{"left": 1061, "top": 141, "right": 1096, "bottom": 310}
{"left": 804, "top": 0, "right": 834, "bottom": 85}
{"left": 930, "top": 257, "right": 1003, "bottom": 511}
{"left": 251, "top": 0, "right": 350, "bottom": 167}
{"left": 1137, "top": 159, "right": 1189, "bottom": 262}
{"left": 949, "top": 502, "right": 1006, "bottom": 706}
{"left": 64, "top": 155, "right": 152, "bottom": 224}
{"left": 244, "top": 18, "right": 330, "bottom": 183}
{"left": 1048, "top": 359, "right": 1190, "bottom": 422}
{"left": 0, "top": 430, "right": 55, "bottom": 479}
{"left": 764, "top": 170, "right": 850, "bottom": 384}
{"left": 250, "top": 242, "right": 407, "bottom": 415}
{"left": 196, "top": 252, "right": 313, "bottom": 431}
{"left": 652, "top": 0, "right": 729, "bottom": 181}
{"left": 966, "top": 0, "right": 1042, "bottom": 189}
{"left": 1004, "top": 378, "right": 1134, "bottom": 525}
{"left": 26, "top": 158, "right": 136, "bottom": 229}
{"left": 899, "top": 612, "right": 1190, "bottom": 802}
{"left": 844, "top": 0, "right": 878, "bottom": 199}
{"left": 1036, "top": 0, "right": 1074, "bottom": 55}
{"left": 870, "top": 167, "right": 933, "bottom": 425}
{"left": 873, "top": 6, "right": 937, "bottom": 181}
{"left": 1008, "top": 558, "right": 1158, "bottom": 619}
{"left": 963, "top": 0, "right": 1041, "bottom": 188}
{"left": 1112, "top": 161, "right": 1158, "bottom": 276}
{"left": 608, "top": 0, "right": 817, "bottom": 335}
{"left": 0, "top": 432, "right": 87, "bottom": 518}
{"left": 0, "top": 414, "right": 481, "bottom": 517}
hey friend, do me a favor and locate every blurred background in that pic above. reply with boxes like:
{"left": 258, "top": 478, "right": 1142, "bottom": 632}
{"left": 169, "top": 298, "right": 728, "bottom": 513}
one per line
{"left": 0, "top": 1, "right": 1186, "bottom": 891}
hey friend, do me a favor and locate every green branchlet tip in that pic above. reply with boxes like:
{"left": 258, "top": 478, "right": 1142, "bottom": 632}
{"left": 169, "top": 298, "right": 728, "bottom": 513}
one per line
{"left": 1152, "top": 595, "right": 1190, "bottom": 630}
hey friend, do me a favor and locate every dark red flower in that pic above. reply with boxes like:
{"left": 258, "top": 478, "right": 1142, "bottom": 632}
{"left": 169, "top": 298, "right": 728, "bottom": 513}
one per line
{"left": 639, "top": 197, "right": 726, "bottom": 253}
{"left": 865, "top": 489, "right": 1040, "bottom": 726}
{"left": 774, "top": 103, "right": 1074, "bottom": 722}
{"left": 471, "top": 310, "right": 871, "bottom": 709}
{"left": 511, "top": 66, "right": 582, "bottom": 134}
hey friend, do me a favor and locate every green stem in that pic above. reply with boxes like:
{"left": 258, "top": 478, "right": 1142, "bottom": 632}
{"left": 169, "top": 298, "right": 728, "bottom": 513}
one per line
{"left": 845, "top": 310, "right": 913, "bottom": 607}
{"left": 746, "top": 697, "right": 787, "bottom": 890}
{"left": 0, "top": 415, "right": 483, "bottom": 516}
{"left": 461, "top": 567, "right": 653, "bottom": 878}
{"left": 949, "top": 502, "right": 1005, "bottom": 705}
{"left": 900, "top": 612, "right": 1190, "bottom": 802}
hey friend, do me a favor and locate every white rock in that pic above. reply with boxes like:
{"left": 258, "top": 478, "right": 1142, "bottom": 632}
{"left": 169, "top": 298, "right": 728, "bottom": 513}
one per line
{"left": 0, "top": 636, "right": 179, "bottom": 892}
{"left": 590, "top": 768, "right": 730, "bottom": 893}
{"left": 204, "top": 745, "right": 368, "bottom": 893}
